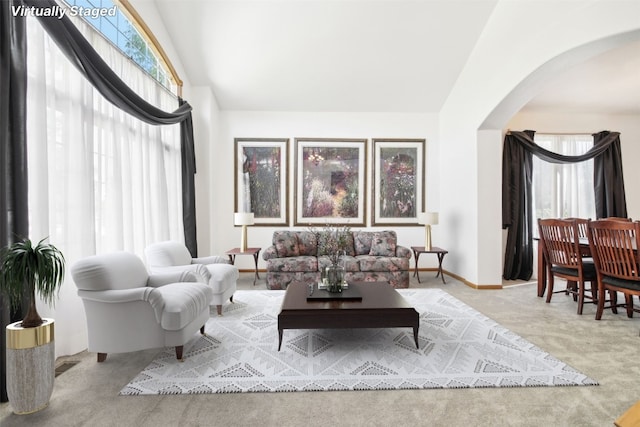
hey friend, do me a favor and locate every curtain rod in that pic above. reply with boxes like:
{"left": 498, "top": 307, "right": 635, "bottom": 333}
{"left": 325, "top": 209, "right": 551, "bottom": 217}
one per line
{"left": 535, "top": 132, "right": 593, "bottom": 136}
{"left": 506, "top": 129, "right": 594, "bottom": 136}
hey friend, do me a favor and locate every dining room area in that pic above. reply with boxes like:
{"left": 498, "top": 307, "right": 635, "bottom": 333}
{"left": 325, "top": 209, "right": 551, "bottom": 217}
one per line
{"left": 502, "top": 130, "right": 639, "bottom": 320}
{"left": 536, "top": 217, "right": 640, "bottom": 321}
{"left": 501, "top": 128, "right": 640, "bottom": 425}
{"left": 533, "top": 216, "right": 640, "bottom": 425}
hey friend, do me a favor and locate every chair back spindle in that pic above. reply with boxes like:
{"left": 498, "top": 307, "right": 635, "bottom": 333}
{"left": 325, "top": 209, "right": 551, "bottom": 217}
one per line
{"left": 564, "top": 218, "right": 589, "bottom": 240}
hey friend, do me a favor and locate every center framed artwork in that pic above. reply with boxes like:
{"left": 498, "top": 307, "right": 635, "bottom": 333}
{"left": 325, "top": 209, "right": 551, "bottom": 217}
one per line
{"left": 294, "top": 138, "right": 367, "bottom": 226}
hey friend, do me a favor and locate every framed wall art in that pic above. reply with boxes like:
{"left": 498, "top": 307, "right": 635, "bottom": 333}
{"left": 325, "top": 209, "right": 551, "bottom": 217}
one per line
{"left": 234, "top": 138, "right": 289, "bottom": 226}
{"left": 294, "top": 138, "right": 367, "bottom": 226}
{"left": 371, "top": 138, "right": 425, "bottom": 226}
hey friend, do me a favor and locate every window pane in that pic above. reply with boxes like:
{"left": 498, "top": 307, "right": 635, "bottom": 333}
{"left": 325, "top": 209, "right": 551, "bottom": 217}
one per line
{"left": 62, "top": 0, "right": 174, "bottom": 91}
{"left": 532, "top": 134, "right": 596, "bottom": 229}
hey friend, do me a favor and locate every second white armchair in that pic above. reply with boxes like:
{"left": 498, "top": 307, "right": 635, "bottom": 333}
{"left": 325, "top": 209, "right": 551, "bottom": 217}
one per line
{"left": 145, "top": 241, "right": 238, "bottom": 315}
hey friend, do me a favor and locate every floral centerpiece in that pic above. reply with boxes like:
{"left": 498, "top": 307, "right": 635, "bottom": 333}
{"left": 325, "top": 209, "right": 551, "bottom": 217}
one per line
{"left": 312, "top": 225, "right": 351, "bottom": 292}
{"left": 315, "top": 224, "right": 351, "bottom": 265}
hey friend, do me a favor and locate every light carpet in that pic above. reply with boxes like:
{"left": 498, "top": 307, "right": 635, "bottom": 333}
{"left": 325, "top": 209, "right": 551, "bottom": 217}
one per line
{"left": 120, "top": 289, "right": 597, "bottom": 395}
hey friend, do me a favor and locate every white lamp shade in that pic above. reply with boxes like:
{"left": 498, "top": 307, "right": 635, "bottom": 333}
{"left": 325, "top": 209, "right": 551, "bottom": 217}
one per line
{"left": 418, "top": 212, "right": 439, "bottom": 225}
{"left": 234, "top": 212, "right": 255, "bottom": 226}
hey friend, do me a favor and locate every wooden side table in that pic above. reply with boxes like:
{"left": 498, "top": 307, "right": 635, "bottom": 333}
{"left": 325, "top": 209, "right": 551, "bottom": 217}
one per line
{"left": 411, "top": 246, "right": 448, "bottom": 284}
{"left": 226, "top": 247, "right": 261, "bottom": 286}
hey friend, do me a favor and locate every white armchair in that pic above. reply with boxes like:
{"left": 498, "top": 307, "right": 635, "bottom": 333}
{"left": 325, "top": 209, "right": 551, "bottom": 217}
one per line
{"left": 145, "top": 241, "right": 238, "bottom": 315}
{"left": 70, "top": 251, "right": 213, "bottom": 362}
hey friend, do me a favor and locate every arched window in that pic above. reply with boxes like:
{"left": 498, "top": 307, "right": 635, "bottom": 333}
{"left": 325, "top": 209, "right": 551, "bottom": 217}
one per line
{"left": 63, "top": 0, "right": 182, "bottom": 94}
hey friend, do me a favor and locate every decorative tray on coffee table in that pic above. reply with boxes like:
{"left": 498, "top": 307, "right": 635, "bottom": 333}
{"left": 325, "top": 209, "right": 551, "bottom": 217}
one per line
{"left": 307, "top": 282, "right": 362, "bottom": 301}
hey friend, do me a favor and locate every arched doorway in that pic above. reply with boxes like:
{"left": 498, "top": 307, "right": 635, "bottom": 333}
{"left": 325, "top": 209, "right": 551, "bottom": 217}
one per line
{"left": 479, "top": 30, "right": 640, "bottom": 284}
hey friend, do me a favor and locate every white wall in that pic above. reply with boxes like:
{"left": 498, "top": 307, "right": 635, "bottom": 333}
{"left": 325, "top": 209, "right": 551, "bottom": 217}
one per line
{"left": 476, "top": 129, "right": 504, "bottom": 284}
{"left": 210, "top": 111, "right": 441, "bottom": 271}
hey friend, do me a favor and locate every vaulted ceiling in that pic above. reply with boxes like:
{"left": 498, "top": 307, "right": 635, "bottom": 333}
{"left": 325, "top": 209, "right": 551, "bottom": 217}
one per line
{"left": 523, "top": 39, "right": 640, "bottom": 115}
{"left": 145, "top": 0, "right": 640, "bottom": 115}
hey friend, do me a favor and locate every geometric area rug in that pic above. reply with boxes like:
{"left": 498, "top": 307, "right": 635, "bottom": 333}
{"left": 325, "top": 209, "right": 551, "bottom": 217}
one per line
{"left": 120, "top": 289, "right": 598, "bottom": 395}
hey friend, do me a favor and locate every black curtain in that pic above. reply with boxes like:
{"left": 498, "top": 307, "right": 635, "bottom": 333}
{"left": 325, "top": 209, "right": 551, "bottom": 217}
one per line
{"left": 179, "top": 98, "right": 198, "bottom": 257}
{"left": 593, "top": 131, "right": 627, "bottom": 219}
{"left": 502, "top": 130, "right": 627, "bottom": 280}
{"left": 0, "top": 0, "right": 30, "bottom": 403}
{"left": 501, "top": 131, "right": 535, "bottom": 280}
{"left": 23, "top": 0, "right": 198, "bottom": 255}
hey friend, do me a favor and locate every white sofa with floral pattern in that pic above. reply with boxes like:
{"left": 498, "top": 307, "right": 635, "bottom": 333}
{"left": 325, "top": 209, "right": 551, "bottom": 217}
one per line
{"left": 262, "top": 230, "right": 411, "bottom": 289}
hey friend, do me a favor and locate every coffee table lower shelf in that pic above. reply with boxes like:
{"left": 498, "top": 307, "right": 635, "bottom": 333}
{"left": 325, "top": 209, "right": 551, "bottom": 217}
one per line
{"left": 277, "top": 282, "right": 420, "bottom": 351}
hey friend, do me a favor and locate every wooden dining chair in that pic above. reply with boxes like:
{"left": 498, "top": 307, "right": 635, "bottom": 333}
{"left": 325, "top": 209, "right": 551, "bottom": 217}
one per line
{"left": 538, "top": 218, "right": 598, "bottom": 314}
{"left": 587, "top": 219, "right": 640, "bottom": 320}
{"left": 599, "top": 216, "right": 633, "bottom": 222}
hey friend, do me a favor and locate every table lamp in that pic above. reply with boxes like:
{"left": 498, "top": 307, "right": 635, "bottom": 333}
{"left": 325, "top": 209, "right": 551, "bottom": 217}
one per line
{"left": 418, "top": 212, "right": 439, "bottom": 251}
{"left": 234, "top": 212, "right": 254, "bottom": 252}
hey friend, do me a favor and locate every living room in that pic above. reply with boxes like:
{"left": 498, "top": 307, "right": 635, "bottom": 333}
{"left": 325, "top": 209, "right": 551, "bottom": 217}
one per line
{"left": 2, "top": 0, "right": 640, "bottom": 425}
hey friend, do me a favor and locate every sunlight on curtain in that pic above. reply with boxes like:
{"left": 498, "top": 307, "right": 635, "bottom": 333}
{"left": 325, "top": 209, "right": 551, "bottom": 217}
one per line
{"left": 26, "top": 15, "right": 183, "bottom": 356}
{"left": 532, "top": 134, "right": 595, "bottom": 225}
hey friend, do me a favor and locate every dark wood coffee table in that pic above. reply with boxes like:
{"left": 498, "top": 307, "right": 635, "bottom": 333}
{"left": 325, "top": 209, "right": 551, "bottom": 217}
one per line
{"left": 277, "top": 281, "right": 419, "bottom": 351}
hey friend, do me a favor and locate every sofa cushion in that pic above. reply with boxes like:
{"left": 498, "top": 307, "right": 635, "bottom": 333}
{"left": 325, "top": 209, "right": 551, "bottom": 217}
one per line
{"left": 266, "top": 256, "right": 318, "bottom": 273}
{"left": 354, "top": 231, "right": 373, "bottom": 255}
{"left": 266, "top": 271, "right": 319, "bottom": 290}
{"left": 316, "top": 232, "right": 330, "bottom": 257}
{"left": 315, "top": 231, "right": 356, "bottom": 257}
{"left": 273, "top": 231, "right": 300, "bottom": 257}
{"left": 357, "top": 255, "right": 409, "bottom": 272}
{"left": 346, "top": 271, "right": 409, "bottom": 289}
{"left": 340, "top": 255, "right": 359, "bottom": 272}
{"left": 343, "top": 233, "right": 356, "bottom": 256}
{"left": 318, "top": 255, "right": 359, "bottom": 272}
{"left": 297, "top": 231, "right": 318, "bottom": 256}
{"left": 369, "top": 231, "right": 397, "bottom": 256}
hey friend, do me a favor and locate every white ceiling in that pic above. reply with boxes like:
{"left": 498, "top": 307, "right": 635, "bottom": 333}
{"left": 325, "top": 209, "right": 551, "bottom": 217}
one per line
{"left": 149, "top": 0, "right": 640, "bottom": 115}
{"left": 523, "top": 39, "right": 640, "bottom": 115}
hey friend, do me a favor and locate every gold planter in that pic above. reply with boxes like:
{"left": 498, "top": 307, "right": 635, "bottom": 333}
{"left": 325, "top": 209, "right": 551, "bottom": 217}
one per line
{"left": 6, "top": 318, "right": 55, "bottom": 415}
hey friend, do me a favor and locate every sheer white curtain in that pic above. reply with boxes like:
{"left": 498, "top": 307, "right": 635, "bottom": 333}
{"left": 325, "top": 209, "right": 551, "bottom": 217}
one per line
{"left": 26, "top": 15, "right": 184, "bottom": 357}
{"left": 532, "top": 134, "right": 596, "bottom": 224}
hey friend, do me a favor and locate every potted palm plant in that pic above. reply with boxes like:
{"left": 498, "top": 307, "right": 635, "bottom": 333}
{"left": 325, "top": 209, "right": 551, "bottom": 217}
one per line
{"left": 0, "top": 237, "right": 65, "bottom": 415}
